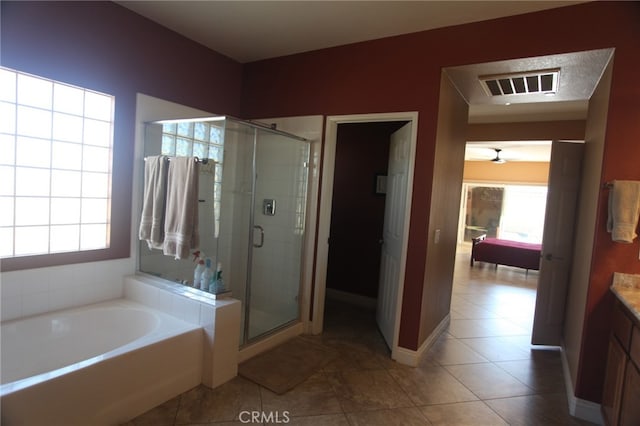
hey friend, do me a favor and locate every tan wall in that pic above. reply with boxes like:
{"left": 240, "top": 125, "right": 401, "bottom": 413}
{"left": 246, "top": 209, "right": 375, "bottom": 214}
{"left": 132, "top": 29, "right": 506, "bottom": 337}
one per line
{"left": 464, "top": 161, "right": 550, "bottom": 184}
{"left": 468, "top": 121, "right": 585, "bottom": 141}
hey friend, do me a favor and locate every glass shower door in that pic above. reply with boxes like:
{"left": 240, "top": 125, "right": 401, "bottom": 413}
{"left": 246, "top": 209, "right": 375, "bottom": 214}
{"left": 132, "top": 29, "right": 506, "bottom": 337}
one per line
{"left": 245, "top": 129, "right": 310, "bottom": 341}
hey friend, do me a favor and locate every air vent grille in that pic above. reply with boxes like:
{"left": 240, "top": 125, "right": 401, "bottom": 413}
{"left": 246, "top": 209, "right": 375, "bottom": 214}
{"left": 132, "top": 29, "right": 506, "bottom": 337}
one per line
{"left": 480, "top": 69, "right": 559, "bottom": 97}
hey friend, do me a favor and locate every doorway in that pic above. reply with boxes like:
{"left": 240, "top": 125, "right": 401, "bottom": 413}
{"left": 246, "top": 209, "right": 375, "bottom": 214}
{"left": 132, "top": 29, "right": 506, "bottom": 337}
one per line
{"left": 456, "top": 139, "right": 585, "bottom": 346}
{"left": 454, "top": 141, "right": 551, "bottom": 336}
{"left": 313, "top": 112, "right": 418, "bottom": 359}
{"left": 325, "top": 122, "right": 405, "bottom": 304}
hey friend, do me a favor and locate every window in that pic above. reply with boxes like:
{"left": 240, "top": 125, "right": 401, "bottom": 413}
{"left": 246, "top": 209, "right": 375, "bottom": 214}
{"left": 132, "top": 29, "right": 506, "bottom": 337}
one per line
{"left": 499, "top": 185, "right": 547, "bottom": 243}
{"left": 160, "top": 120, "right": 224, "bottom": 237}
{"left": 0, "top": 66, "right": 114, "bottom": 258}
{"left": 461, "top": 183, "right": 547, "bottom": 244}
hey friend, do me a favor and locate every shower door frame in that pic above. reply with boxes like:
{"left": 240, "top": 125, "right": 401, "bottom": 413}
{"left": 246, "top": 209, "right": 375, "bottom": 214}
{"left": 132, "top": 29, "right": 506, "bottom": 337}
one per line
{"left": 235, "top": 121, "right": 311, "bottom": 346}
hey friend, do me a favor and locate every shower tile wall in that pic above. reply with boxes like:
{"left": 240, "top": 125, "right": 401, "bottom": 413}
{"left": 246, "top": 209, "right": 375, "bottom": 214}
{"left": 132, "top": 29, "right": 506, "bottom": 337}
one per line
{"left": 250, "top": 133, "right": 308, "bottom": 323}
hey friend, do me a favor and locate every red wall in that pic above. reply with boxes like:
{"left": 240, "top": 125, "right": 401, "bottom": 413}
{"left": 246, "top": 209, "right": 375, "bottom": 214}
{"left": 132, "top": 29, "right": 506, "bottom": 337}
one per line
{"left": 1, "top": 1, "right": 243, "bottom": 267}
{"left": 241, "top": 1, "right": 640, "bottom": 402}
{"left": 2, "top": 2, "right": 243, "bottom": 114}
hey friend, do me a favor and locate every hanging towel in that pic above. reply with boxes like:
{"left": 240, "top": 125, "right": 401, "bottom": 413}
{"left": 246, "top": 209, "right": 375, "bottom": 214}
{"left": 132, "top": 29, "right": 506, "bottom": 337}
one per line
{"left": 607, "top": 180, "right": 640, "bottom": 243}
{"left": 139, "top": 155, "right": 169, "bottom": 249}
{"left": 163, "top": 157, "right": 200, "bottom": 259}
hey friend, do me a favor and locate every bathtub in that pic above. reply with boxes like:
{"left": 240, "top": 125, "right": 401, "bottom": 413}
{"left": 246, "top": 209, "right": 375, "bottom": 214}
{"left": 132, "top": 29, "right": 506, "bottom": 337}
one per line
{"left": 0, "top": 299, "right": 203, "bottom": 425}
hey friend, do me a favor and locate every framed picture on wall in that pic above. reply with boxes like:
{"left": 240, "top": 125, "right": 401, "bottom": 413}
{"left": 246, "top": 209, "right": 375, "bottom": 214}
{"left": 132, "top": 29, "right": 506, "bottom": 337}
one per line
{"left": 374, "top": 173, "right": 387, "bottom": 195}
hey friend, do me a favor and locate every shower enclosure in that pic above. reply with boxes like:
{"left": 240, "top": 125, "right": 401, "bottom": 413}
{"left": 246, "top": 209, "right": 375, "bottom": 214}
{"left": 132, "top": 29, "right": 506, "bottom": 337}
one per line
{"left": 138, "top": 116, "right": 310, "bottom": 345}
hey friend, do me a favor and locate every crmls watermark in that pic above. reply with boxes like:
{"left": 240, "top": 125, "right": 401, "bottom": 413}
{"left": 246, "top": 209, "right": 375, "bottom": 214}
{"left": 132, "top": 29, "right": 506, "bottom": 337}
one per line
{"left": 239, "top": 411, "right": 291, "bottom": 424}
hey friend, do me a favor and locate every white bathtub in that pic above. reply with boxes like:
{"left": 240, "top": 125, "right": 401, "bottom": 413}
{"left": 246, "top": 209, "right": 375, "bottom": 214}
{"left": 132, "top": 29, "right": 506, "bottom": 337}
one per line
{"left": 0, "top": 299, "right": 203, "bottom": 425}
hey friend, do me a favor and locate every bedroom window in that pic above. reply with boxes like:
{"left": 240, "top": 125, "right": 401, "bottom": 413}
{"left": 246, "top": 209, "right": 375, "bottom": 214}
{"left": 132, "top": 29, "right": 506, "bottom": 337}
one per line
{"left": 499, "top": 185, "right": 547, "bottom": 243}
{"left": 461, "top": 183, "right": 547, "bottom": 244}
{"left": 0, "top": 66, "right": 114, "bottom": 258}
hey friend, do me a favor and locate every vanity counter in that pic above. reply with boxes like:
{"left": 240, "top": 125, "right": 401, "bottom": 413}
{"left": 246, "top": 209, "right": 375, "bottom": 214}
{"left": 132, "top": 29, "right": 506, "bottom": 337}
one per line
{"left": 611, "top": 272, "right": 640, "bottom": 322}
{"left": 603, "top": 272, "right": 640, "bottom": 426}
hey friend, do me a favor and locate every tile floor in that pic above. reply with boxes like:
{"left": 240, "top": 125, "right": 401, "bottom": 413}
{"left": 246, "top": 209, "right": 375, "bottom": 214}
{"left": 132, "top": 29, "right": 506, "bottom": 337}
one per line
{"left": 125, "top": 246, "right": 596, "bottom": 425}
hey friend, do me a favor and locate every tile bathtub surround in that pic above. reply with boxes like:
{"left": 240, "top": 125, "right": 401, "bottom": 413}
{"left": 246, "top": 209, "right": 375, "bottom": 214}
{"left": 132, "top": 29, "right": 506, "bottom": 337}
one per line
{"left": 124, "top": 275, "right": 241, "bottom": 388}
{"left": 0, "top": 257, "right": 133, "bottom": 321}
{"left": 125, "top": 249, "right": 596, "bottom": 426}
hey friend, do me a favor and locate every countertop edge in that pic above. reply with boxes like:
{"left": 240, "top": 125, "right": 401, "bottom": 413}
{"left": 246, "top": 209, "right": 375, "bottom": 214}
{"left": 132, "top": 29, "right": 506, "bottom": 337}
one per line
{"left": 611, "top": 272, "right": 640, "bottom": 323}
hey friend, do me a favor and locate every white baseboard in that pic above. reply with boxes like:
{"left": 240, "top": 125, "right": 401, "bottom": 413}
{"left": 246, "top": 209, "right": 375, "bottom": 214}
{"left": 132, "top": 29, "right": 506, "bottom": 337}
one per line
{"left": 392, "top": 314, "right": 450, "bottom": 367}
{"left": 560, "top": 347, "right": 604, "bottom": 425}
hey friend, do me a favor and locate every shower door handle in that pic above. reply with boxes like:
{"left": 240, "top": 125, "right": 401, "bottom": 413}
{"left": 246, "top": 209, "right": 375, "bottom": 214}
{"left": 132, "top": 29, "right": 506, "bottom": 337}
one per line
{"left": 254, "top": 225, "right": 265, "bottom": 248}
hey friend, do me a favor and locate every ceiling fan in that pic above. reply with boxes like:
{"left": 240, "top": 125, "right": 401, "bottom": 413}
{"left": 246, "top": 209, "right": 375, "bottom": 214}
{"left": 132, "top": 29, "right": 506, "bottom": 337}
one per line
{"left": 491, "top": 148, "right": 506, "bottom": 164}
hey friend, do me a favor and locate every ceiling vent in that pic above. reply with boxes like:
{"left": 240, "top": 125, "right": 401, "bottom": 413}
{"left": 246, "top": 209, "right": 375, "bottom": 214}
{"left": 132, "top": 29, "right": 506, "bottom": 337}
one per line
{"left": 479, "top": 69, "right": 560, "bottom": 97}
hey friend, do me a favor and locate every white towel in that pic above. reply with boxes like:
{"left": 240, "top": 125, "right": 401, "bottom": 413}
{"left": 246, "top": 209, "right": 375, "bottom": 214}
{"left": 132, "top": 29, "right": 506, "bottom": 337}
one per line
{"left": 139, "top": 155, "right": 168, "bottom": 249}
{"left": 163, "top": 157, "right": 200, "bottom": 259}
{"left": 607, "top": 180, "right": 640, "bottom": 243}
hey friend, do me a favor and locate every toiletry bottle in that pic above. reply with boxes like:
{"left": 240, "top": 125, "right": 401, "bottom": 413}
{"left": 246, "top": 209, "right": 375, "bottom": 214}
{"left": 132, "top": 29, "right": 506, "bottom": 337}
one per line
{"left": 216, "top": 270, "right": 225, "bottom": 292}
{"left": 209, "top": 262, "right": 219, "bottom": 293}
{"left": 193, "top": 251, "right": 205, "bottom": 287}
{"left": 208, "top": 262, "right": 221, "bottom": 293}
{"left": 213, "top": 262, "right": 225, "bottom": 293}
{"left": 200, "top": 258, "right": 213, "bottom": 291}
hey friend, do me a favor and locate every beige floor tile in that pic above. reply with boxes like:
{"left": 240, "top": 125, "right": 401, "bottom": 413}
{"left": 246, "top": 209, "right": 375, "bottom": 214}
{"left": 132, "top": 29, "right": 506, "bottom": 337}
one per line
{"left": 284, "top": 413, "right": 351, "bottom": 426}
{"left": 449, "top": 317, "right": 529, "bottom": 339}
{"left": 494, "top": 350, "right": 566, "bottom": 394}
{"left": 123, "top": 396, "right": 179, "bottom": 426}
{"left": 478, "top": 318, "right": 530, "bottom": 336}
{"left": 388, "top": 365, "right": 478, "bottom": 405}
{"left": 346, "top": 407, "right": 432, "bottom": 425}
{"left": 445, "top": 363, "right": 534, "bottom": 400}
{"left": 174, "top": 378, "right": 261, "bottom": 424}
{"left": 327, "top": 369, "right": 413, "bottom": 412}
{"left": 485, "top": 393, "right": 596, "bottom": 425}
{"left": 426, "top": 334, "right": 489, "bottom": 365}
{"left": 447, "top": 319, "right": 492, "bottom": 338}
{"left": 459, "top": 336, "right": 532, "bottom": 362}
{"left": 321, "top": 339, "right": 389, "bottom": 372}
{"left": 419, "top": 400, "right": 508, "bottom": 425}
{"left": 449, "top": 299, "right": 499, "bottom": 319}
{"left": 260, "top": 373, "right": 343, "bottom": 417}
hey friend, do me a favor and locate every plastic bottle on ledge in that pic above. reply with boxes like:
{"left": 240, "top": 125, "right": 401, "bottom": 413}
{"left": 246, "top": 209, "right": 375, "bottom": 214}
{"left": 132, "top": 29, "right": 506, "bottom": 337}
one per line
{"left": 210, "top": 262, "right": 225, "bottom": 293}
{"left": 193, "top": 251, "right": 205, "bottom": 287}
{"left": 200, "top": 258, "right": 213, "bottom": 291}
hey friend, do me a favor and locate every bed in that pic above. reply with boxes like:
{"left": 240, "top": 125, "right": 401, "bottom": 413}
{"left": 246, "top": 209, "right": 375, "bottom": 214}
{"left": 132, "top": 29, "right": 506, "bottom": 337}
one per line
{"left": 470, "top": 234, "right": 542, "bottom": 271}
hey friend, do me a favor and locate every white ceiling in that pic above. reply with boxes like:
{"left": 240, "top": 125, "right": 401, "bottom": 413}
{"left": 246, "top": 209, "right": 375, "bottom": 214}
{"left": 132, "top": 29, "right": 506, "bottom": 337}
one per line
{"left": 117, "top": 1, "right": 586, "bottom": 63}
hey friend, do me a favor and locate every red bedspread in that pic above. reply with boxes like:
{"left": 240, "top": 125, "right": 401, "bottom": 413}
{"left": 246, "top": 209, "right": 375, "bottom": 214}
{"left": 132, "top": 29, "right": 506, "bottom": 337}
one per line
{"left": 471, "top": 237, "right": 542, "bottom": 270}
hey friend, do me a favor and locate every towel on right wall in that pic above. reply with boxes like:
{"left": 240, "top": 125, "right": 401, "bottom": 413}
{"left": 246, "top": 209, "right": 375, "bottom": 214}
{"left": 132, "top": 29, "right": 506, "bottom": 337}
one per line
{"left": 607, "top": 180, "right": 640, "bottom": 243}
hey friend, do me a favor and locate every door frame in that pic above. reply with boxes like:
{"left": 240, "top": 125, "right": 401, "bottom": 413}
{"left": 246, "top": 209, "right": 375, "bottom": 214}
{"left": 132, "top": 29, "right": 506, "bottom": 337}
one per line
{"left": 312, "top": 112, "right": 418, "bottom": 355}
